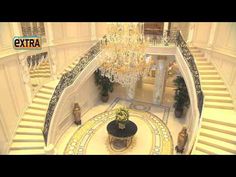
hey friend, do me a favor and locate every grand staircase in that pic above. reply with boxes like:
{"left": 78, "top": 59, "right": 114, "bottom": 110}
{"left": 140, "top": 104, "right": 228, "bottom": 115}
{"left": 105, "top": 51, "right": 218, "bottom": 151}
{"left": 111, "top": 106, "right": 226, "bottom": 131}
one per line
{"left": 8, "top": 56, "right": 84, "bottom": 155}
{"left": 189, "top": 47, "right": 236, "bottom": 155}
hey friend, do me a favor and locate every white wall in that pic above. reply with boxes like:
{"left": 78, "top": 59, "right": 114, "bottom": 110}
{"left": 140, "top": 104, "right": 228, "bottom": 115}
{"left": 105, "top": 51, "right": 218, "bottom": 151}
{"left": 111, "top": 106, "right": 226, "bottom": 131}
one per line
{"left": 50, "top": 73, "right": 100, "bottom": 146}
{"left": 95, "top": 22, "right": 108, "bottom": 39}
{"left": 191, "top": 22, "right": 236, "bottom": 109}
{"left": 0, "top": 55, "right": 29, "bottom": 154}
{"left": 170, "top": 22, "right": 189, "bottom": 41}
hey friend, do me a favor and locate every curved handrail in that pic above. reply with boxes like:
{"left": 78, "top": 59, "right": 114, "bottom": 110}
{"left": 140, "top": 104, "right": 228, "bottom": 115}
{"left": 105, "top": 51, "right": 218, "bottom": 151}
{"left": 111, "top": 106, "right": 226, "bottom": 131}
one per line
{"left": 43, "top": 37, "right": 104, "bottom": 144}
{"left": 175, "top": 31, "right": 204, "bottom": 115}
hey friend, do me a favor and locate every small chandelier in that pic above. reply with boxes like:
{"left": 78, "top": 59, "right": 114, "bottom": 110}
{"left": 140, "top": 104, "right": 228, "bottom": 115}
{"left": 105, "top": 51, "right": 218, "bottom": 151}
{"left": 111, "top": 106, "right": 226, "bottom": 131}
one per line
{"left": 99, "top": 22, "right": 152, "bottom": 87}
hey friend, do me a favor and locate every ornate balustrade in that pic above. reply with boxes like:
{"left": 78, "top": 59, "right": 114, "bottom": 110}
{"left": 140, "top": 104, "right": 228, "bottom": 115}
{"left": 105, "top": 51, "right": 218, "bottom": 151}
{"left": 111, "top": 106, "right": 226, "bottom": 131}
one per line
{"left": 175, "top": 31, "right": 204, "bottom": 115}
{"left": 145, "top": 30, "right": 178, "bottom": 46}
{"left": 43, "top": 38, "right": 103, "bottom": 144}
{"left": 26, "top": 52, "right": 48, "bottom": 70}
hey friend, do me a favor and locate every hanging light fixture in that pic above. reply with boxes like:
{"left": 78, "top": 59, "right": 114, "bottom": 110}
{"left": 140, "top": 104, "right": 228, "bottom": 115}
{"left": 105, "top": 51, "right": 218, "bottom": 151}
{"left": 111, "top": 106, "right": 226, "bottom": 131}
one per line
{"left": 98, "top": 22, "right": 152, "bottom": 87}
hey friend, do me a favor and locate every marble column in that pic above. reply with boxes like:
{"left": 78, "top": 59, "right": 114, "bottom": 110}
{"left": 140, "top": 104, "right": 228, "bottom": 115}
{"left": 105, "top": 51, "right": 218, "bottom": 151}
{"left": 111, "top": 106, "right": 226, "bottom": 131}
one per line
{"left": 126, "top": 81, "right": 137, "bottom": 100}
{"left": 153, "top": 56, "right": 167, "bottom": 105}
{"left": 44, "top": 22, "right": 54, "bottom": 45}
{"left": 163, "top": 22, "right": 170, "bottom": 46}
{"left": 207, "top": 22, "right": 217, "bottom": 48}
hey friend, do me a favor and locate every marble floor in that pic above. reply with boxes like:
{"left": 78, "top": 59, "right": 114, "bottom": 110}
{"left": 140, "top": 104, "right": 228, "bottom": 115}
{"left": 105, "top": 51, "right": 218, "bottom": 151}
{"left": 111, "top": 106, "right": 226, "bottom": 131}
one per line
{"left": 56, "top": 76, "right": 188, "bottom": 155}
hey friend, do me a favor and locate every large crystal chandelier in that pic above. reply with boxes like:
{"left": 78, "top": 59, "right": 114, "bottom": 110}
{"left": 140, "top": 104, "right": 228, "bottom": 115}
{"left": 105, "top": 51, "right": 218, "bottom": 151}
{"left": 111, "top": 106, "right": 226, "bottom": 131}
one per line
{"left": 99, "top": 22, "right": 152, "bottom": 87}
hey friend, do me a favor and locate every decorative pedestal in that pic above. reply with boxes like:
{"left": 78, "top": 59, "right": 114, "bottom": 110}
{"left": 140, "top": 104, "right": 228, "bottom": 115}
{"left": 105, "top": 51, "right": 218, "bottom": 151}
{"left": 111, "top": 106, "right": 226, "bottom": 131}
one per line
{"left": 107, "top": 120, "right": 137, "bottom": 151}
{"left": 153, "top": 58, "right": 167, "bottom": 105}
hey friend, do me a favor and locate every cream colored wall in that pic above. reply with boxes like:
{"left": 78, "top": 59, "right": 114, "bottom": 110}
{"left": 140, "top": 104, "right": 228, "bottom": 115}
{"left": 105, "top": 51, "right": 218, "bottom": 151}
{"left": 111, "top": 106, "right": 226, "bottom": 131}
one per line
{"left": 50, "top": 74, "right": 100, "bottom": 145}
{"left": 170, "top": 22, "right": 189, "bottom": 41}
{"left": 192, "top": 23, "right": 212, "bottom": 48}
{"left": 0, "top": 55, "right": 29, "bottom": 154}
{"left": 46, "top": 22, "right": 99, "bottom": 76}
{"left": 49, "top": 22, "right": 92, "bottom": 44}
{"left": 191, "top": 22, "right": 236, "bottom": 108}
{"left": 95, "top": 22, "right": 108, "bottom": 39}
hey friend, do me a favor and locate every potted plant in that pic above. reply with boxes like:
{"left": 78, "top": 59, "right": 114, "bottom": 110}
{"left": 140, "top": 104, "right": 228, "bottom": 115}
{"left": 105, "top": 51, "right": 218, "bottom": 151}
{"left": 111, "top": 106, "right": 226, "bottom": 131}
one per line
{"left": 173, "top": 76, "right": 190, "bottom": 118}
{"left": 115, "top": 107, "right": 129, "bottom": 129}
{"left": 94, "top": 69, "right": 114, "bottom": 102}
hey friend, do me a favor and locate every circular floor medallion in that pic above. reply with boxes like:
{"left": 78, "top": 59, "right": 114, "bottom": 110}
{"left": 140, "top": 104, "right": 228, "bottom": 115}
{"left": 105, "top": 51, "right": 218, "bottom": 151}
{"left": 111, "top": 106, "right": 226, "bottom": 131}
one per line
{"left": 129, "top": 103, "right": 151, "bottom": 112}
{"left": 64, "top": 109, "right": 173, "bottom": 155}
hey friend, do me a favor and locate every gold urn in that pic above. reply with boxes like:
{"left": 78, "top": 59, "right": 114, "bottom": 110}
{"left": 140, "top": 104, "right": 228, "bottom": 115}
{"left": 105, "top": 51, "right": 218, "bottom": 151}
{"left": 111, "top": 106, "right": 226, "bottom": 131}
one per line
{"left": 175, "top": 126, "right": 188, "bottom": 153}
{"left": 73, "top": 103, "right": 81, "bottom": 125}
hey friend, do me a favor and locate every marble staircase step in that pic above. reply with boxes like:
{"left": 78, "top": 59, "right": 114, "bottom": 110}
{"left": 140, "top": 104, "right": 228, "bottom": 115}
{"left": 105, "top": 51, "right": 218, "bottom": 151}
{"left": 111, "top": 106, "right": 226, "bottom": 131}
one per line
{"left": 203, "top": 90, "right": 230, "bottom": 97}
{"left": 13, "top": 134, "right": 44, "bottom": 142}
{"left": 197, "top": 136, "right": 236, "bottom": 153}
{"left": 10, "top": 142, "right": 45, "bottom": 150}
{"left": 33, "top": 97, "right": 50, "bottom": 105}
{"left": 197, "top": 65, "right": 215, "bottom": 70}
{"left": 201, "top": 75, "right": 221, "bottom": 80}
{"left": 25, "top": 108, "right": 46, "bottom": 117}
{"left": 202, "top": 85, "right": 227, "bottom": 91}
{"left": 204, "top": 102, "right": 234, "bottom": 110}
{"left": 28, "top": 103, "right": 48, "bottom": 111}
{"left": 19, "top": 120, "right": 44, "bottom": 129}
{"left": 199, "top": 70, "right": 218, "bottom": 75}
{"left": 35, "top": 92, "right": 52, "bottom": 100}
{"left": 201, "top": 80, "right": 224, "bottom": 85}
{"left": 200, "top": 128, "right": 236, "bottom": 144}
{"left": 195, "top": 142, "right": 233, "bottom": 155}
{"left": 9, "top": 149, "right": 45, "bottom": 155}
{"left": 204, "top": 95, "right": 232, "bottom": 103}
{"left": 16, "top": 127, "right": 42, "bottom": 135}
{"left": 39, "top": 87, "right": 54, "bottom": 95}
{"left": 201, "top": 121, "right": 236, "bottom": 136}
{"left": 22, "top": 114, "right": 45, "bottom": 123}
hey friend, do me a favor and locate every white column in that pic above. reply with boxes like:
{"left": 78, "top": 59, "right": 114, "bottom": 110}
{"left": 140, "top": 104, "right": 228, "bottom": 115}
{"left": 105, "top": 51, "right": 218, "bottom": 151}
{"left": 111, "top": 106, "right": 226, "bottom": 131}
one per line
{"left": 0, "top": 23, "right": 14, "bottom": 49}
{"left": 163, "top": 22, "right": 169, "bottom": 32}
{"left": 44, "top": 22, "right": 54, "bottom": 45}
{"left": 153, "top": 57, "right": 167, "bottom": 105}
{"left": 91, "top": 22, "right": 97, "bottom": 41}
{"left": 187, "top": 23, "right": 195, "bottom": 45}
{"left": 207, "top": 23, "right": 217, "bottom": 48}
{"left": 126, "top": 81, "right": 137, "bottom": 100}
{"left": 11, "top": 22, "right": 22, "bottom": 36}
{"left": 162, "top": 22, "right": 170, "bottom": 46}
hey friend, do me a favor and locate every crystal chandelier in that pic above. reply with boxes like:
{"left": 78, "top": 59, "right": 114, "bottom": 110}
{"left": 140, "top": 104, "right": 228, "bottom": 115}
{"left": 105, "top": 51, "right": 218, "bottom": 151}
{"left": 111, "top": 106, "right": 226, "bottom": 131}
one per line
{"left": 99, "top": 22, "right": 152, "bottom": 87}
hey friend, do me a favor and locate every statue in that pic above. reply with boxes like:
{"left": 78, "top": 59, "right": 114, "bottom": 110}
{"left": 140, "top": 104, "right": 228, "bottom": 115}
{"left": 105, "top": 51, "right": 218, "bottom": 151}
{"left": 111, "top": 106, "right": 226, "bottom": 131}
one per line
{"left": 73, "top": 103, "right": 81, "bottom": 125}
{"left": 175, "top": 126, "right": 188, "bottom": 153}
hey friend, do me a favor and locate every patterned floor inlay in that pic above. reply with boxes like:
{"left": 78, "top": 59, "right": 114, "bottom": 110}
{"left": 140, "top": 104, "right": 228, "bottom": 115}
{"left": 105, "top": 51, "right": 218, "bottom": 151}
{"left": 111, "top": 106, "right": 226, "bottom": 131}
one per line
{"left": 107, "top": 97, "right": 170, "bottom": 124}
{"left": 64, "top": 108, "right": 173, "bottom": 155}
